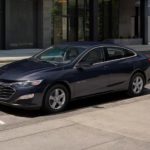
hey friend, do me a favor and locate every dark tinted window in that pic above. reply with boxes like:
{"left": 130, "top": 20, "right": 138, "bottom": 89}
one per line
{"left": 79, "top": 48, "right": 104, "bottom": 65}
{"left": 65, "top": 47, "right": 80, "bottom": 61}
{"left": 124, "top": 49, "right": 135, "bottom": 57}
{"left": 106, "top": 47, "right": 125, "bottom": 60}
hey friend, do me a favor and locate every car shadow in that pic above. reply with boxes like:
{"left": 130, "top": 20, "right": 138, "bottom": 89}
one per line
{"left": 0, "top": 88, "right": 150, "bottom": 118}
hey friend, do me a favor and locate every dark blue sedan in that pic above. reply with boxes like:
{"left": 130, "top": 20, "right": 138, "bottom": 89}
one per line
{"left": 0, "top": 42, "right": 150, "bottom": 113}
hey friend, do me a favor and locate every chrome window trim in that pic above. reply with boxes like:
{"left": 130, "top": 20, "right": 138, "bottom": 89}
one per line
{"left": 74, "top": 45, "right": 137, "bottom": 68}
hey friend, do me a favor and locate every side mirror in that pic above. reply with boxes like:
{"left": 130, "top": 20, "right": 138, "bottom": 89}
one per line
{"left": 75, "top": 63, "right": 92, "bottom": 70}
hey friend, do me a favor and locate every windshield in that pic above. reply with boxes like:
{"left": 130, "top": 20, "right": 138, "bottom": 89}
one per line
{"left": 35, "top": 46, "right": 86, "bottom": 64}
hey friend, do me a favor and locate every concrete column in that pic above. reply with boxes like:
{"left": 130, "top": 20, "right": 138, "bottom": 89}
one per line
{"left": 42, "top": 0, "right": 52, "bottom": 48}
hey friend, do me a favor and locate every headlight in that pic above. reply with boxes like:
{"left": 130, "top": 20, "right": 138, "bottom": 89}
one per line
{"left": 13, "top": 80, "right": 43, "bottom": 87}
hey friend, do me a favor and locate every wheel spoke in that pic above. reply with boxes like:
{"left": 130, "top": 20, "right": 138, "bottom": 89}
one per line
{"left": 49, "top": 96, "right": 55, "bottom": 101}
{"left": 57, "top": 100, "right": 63, "bottom": 107}
{"left": 138, "top": 80, "right": 143, "bottom": 86}
{"left": 58, "top": 93, "right": 65, "bottom": 99}
{"left": 55, "top": 89, "right": 59, "bottom": 97}
{"left": 133, "top": 82, "right": 137, "bottom": 86}
{"left": 51, "top": 101, "right": 57, "bottom": 109}
{"left": 136, "top": 77, "right": 140, "bottom": 83}
{"left": 133, "top": 86, "right": 138, "bottom": 93}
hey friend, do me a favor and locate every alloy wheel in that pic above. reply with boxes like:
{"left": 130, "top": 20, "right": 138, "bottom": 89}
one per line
{"left": 132, "top": 76, "right": 144, "bottom": 94}
{"left": 128, "top": 72, "right": 145, "bottom": 97}
{"left": 49, "top": 88, "right": 66, "bottom": 110}
{"left": 43, "top": 84, "right": 69, "bottom": 113}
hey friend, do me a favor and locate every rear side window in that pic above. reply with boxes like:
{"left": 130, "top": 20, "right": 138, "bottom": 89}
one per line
{"left": 105, "top": 47, "right": 136, "bottom": 61}
{"left": 124, "top": 49, "right": 136, "bottom": 57}
{"left": 105, "top": 47, "right": 125, "bottom": 60}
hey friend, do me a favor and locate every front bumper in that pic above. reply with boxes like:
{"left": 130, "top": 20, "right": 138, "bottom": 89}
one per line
{"left": 0, "top": 82, "right": 46, "bottom": 110}
{"left": 0, "top": 100, "right": 41, "bottom": 110}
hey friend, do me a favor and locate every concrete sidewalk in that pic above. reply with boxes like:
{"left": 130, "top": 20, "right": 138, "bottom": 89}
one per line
{"left": 0, "top": 45, "right": 150, "bottom": 64}
{"left": 1, "top": 93, "right": 150, "bottom": 150}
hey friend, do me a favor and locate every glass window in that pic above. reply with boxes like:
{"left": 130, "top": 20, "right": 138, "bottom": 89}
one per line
{"left": 52, "top": 0, "right": 90, "bottom": 44}
{"left": 68, "top": 0, "right": 77, "bottom": 41}
{"left": 79, "top": 48, "right": 104, "bottom": 65}
{"left": 106, "top": 47, "right": 125, "bottom": 60}
{"left": 0, "top": 0, "right": 5, "bottom": 49}
{"left": 98, "top": 0, "right": 119, "bottom": 40}
{"left": 124, "top": 49, "right": 135, "bottom": 57}
{"left": 52, "top": 0, "right": 143, "bottom": 44}
{"left": 78, "top": 0, "right": 90, "bottom": 41}
{"left": 97, "top": 0, "right": 142, "bottom": 41}
{"left": 36, "top": 46, "right": 86, "bottom": 64}
{"left": 52, "top": 0, "right": 68, "bottom": 44}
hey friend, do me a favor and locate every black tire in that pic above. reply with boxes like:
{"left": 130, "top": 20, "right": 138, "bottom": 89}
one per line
{"left": 43, "top": 84, "right": 69, "bottom": 113}
{"left": 128, "top": 72, "right": 145, "bottom": 97}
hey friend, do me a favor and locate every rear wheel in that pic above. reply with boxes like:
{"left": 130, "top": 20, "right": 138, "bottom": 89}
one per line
{"left": 128, "top": 73, "right": 145, "bottom": 97}
{"left": 43, "top": 84, "right": 69, "bottom": 113}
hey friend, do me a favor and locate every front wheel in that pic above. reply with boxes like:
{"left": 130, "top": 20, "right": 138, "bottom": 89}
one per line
{"left": 128, "top": 73, "right": 145, "bottom": 97}
{"left": 43, "top": 84, "right": 69, "bottom": 113}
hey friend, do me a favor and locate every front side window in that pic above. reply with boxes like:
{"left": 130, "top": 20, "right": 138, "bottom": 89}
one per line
{"left": 79, "top": 48, "right": 104, "bottom": 65}
{"left": 35, "top": 46, "right": 86, "bottom": 65}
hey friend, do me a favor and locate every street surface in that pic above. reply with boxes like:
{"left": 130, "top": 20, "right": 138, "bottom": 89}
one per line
{"left": 0, "top": 85, "right": 150, "bottom": 150}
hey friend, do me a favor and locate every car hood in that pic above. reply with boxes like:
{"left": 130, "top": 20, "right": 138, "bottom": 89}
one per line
{"left": 0, "top": 58, "right": 59, "bottom": 81}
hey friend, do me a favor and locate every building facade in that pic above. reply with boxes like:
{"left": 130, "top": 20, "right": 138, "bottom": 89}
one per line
{"left": 0, "top": 0, "right": 150, "bottom": 49}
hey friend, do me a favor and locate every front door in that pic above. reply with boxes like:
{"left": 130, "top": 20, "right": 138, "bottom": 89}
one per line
{"left": 73, "top": 47, "right": 110, "bottom": 97}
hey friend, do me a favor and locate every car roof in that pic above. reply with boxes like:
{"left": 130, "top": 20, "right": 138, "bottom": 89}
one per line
{"left": 56, "top": 41, "right": 128, "bottom": 49}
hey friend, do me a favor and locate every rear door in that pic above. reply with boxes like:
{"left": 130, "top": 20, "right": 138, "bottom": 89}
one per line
{"left": 104, "top": 46, "right": 136, "bottom": 90}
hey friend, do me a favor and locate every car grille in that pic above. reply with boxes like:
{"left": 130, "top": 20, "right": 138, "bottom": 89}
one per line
{"left": 0, "top": 85, "right": 15, "bottom": 100}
